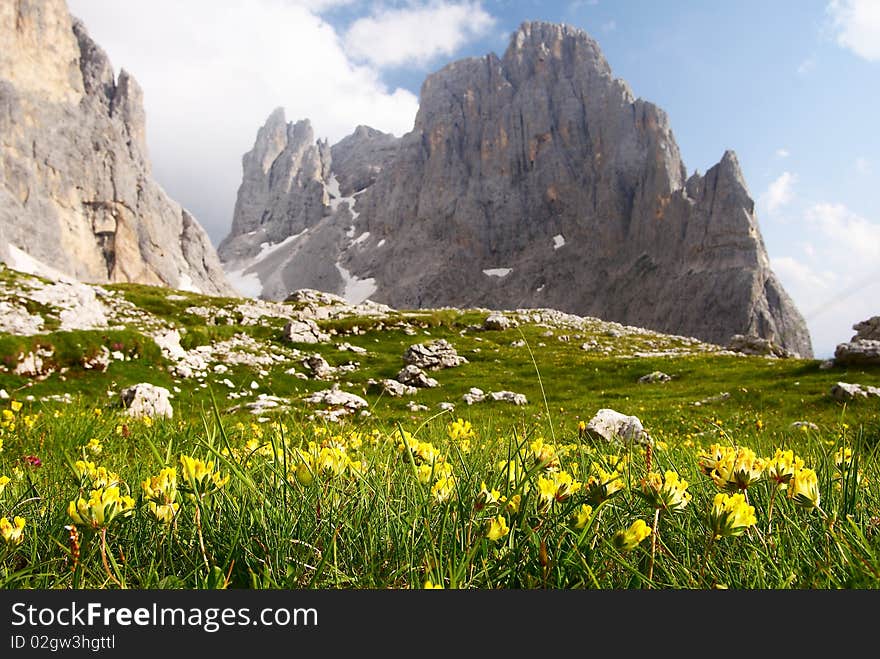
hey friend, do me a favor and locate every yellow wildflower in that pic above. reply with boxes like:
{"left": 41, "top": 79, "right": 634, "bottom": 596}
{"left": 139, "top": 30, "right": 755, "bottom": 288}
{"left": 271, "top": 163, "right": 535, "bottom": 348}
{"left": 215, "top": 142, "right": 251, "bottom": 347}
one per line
{"left": 67, "top": 487, "right": 135, "bottom": 529}
{"left": 447, "top": 418, "right": 475, "bottom": 441}
{"left": 0, "top": 475, "right": 10, "bottom": 494}
{"left": 529, "top": 437, "right": 559, "bottom": 470}
{"left": 835, "top": 447, "right": 854, "bottom": 472}
{"left": 537, "top": 476, "right": 559, "bottom": 507}
{"left": 475, "top": 481, "right": 501, "bottom": 510}
{"left": 486, "top": 515, "right": 509, "bottom": 542}
{"left": 584, "top": 463, "right": 624, "bottom": 505}
{"left": 789, "top": 468, "right": 821, "bottom": 509}
{"left": 0, "top": 516, "right": 25, "bottom": 545}
{"left": 702, "top": 445, "right": 765, "bottom": 490}
{"left": 423, "top": 580, "right": 444, "bottom": 589}
{"left": 709, "top": 492, "right": 757, "bottom": 539}
{"left": 765, "top": 449, "right": 803, "bottom": 488}
{"left": 85, "top": 438, "right": 103, "bottom": 455}
{"left": 613, "top": 519, "right": 651, "bottom": 551}
{"left": 640, "top": 471, "right": 691, "bottom": 512}
{"left": 10, "top": 400, "right": 22, "bottom": 412}
{"left": 91, "top": 466, "right": 121, "bottom": 489}
{"left": 147, "top": 502, "right": 179, "bottom": 524}
{"left": 430, "top": 476, "right": 456, "bottom": 504}
{"left": 503, "top": 494, "right": 521, "bottom": 514}
{"left": 572, "top": 504, "right": 594, "bottom": 530}
{"left": 179, "top": 455, "right": 229, "bottom": 497}
{"left": 142, "top": 467, "right": 178, "bottom": 505}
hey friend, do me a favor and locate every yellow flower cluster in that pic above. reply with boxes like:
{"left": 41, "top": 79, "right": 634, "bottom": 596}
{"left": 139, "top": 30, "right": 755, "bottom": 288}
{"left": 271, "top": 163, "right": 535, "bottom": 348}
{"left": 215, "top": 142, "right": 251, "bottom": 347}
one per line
{"left": 430, "top": 476, "right": 457, "bottom": 504}
{"left": 572, "top": 504, "right": 594, "bottom": 530}
{"left": 788, "top": 468, "right": 820, "bottom": 509}
{"left": 486, "top": 515, "right": 509, "bottom": 541}
{"left": 584, "top": 463, "right": 625, "bottom": 505}
{"left": 1, "top": 516, "right": 25, "bottom": 545}
{"left": 613, "top": 519, "right": 651, "bottom": 551}
{"left": 447, "top": 418, "right": 475, "bottom": 441}
{"left": 73, "top": 461, "right": 122, "bottom": 490}
{"left": 708, "top": 492, "right": 756, "bottom": 538}
{"left": 640, "top": 470, "right": 691, "bottom": 512}
{"left": 142, "top": 467, "right": 180, "bottom": 524}
{"left": 179, "top": 455, "right": 229, "bottom": 497}
{"left": 398, "top": 432, "right": 442, "bottom": 466}
{"left": 765, "top": 449, "right": 804, "bottom": 488}
{"left": 537, "top": 470, "right": 582, "bottom": 509}
{"left": 529, "top": 437, "right": 560, "bottom": 471}
{"left": 68, "top": 486, "right": 135, "bottom": 529}
{"left": 700, "top": 444, "right": 765, "bottom": 490}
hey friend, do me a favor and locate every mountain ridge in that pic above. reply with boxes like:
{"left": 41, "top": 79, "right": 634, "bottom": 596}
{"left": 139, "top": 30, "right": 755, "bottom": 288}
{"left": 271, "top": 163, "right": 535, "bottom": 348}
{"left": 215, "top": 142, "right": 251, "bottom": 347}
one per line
{"left": 220, "top": 20, "right": 812, "bottom": 357}
{"left": 0, "top": 0, "right": 234, "bottom": 296}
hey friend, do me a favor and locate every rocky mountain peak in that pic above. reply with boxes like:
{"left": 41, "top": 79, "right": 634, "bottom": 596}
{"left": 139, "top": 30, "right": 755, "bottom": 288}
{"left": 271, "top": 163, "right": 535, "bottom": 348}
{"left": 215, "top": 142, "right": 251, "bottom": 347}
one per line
{"left": 503, "top": 21, "right": 614, "bottom": 84}
{"left": 0, "top": 0, "right": 233, "bottom": 295}
{"left": 220, "top": 21, "right": 812, "bottom": 357}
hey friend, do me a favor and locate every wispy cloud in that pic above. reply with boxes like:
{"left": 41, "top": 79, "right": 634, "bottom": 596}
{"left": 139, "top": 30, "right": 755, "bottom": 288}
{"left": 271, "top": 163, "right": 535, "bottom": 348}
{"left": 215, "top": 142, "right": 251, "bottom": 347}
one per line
{"left": 67, "top": 0, "right": 421, "bottom": 243}
{"left": 760, "top": 172, "right": 798, "bottom": 214}
{"left": 344, "top": 1, "right": 495, "bottom": 69}
{"left": 797, "top": 57, "right": 815, "bottom": 75}
{"left": 775, "top": 148, "right": 790, "bottom": 158}
{"left": 601, "top": 20, "right": 616, "bottom": 32}
{"left": 828, "top": 0, "right": 880, "bottom": 61}
{"left": 771, "top": 202, "right": 880, "bottom": 357}
{"left": 855, "top": 156, "right": 871, "bottom": 174}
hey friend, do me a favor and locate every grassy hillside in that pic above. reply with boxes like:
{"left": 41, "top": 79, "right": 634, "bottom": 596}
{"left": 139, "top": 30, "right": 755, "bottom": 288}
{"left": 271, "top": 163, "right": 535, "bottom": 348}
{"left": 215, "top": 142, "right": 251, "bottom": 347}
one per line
{"left": 0, "top": 267, "right": 877, "bottom": 588}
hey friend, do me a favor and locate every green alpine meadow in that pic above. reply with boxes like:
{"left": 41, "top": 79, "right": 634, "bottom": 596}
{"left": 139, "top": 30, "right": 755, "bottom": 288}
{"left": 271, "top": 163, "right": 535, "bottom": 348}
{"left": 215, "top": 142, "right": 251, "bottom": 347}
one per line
{"left": 0, "top": 267, "right": 878, "bottom": 589}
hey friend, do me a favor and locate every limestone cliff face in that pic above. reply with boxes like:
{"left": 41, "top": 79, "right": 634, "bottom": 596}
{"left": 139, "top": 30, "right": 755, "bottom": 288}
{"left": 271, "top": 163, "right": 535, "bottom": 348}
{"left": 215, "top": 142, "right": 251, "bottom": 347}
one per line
{"left": 0, "top": 0, "right": 233, "bottom": 295}
{"left": 221, "top": 21, "right": 812, "bottom": 356}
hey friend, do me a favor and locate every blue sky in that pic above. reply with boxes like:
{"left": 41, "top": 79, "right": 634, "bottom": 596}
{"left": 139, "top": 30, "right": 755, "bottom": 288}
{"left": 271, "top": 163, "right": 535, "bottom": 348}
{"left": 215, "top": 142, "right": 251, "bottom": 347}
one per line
{"left": 68, "top": 0, "right": 880, "bottom": 357}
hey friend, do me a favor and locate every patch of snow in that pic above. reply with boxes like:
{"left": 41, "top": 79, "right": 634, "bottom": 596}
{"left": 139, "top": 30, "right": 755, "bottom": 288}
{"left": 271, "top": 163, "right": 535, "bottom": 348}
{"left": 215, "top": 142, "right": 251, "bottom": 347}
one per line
{"left": 336, "top": 262, "right": 377, "bottom": 304}
{"left": 483, "top": 268, "right": 512, "bottom": 278}
{"left": 553, "top": 234, "right": 566, "bottom": 249}
{"left": 346, "top": 226, "right": 356, "bottom": 238}
{"left": 327, "top": 173, "right": 360, "bottom": 219}
{"left": 351, "top": 231, "right": 370, "bottom": 247}
{"left": 536, "top": 284, "right": 545, "bottom": 292}
{"left": 223, "top": 230, "right": 309, "bottom": 298}
{"left": 376, "top": 239, "right": 386, "bottom": 248}
{"left": 225, "top": 268, "right": 262, "bottom": 298}
{"left": 5, "top": 244, "right": 72, "bottom": 281}
{"left": 325, "top": 173, "right": 341, "bottom": 199}
{"left": 254, "top": 230, "right": 307, "bottom": 262}
{"left": 177, "top": 273, "right": 201, "bottom": 294}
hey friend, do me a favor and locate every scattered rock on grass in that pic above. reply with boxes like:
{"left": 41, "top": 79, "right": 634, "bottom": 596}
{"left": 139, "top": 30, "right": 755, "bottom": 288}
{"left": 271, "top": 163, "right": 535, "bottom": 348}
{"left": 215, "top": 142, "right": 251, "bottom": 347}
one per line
{"left": 483, "top": 313, "right": 513, "bottom": 331}
{"left": 691, "top": 392, "right": 731, "bottom": 407}
{"left": 404, "top": 339, "right": 468, "bottom": 370}
{"left": 283, "top": 318, "right": 330, "bottom": 344}
{"left": 303, "top": 385, "right": 368, "bottom": 417}
{"left": 369, "top": 378, "right": 418, "bottom": 397}
{"left": 584, "top": 408, "right": 652, "bottom": 446}
{"left": 638, "top": 371, "right": 671, "bottom": 384}
{"left": 396, "top": 365, "right": 439, "bottom": 388}
{"left": 790, "top": 421, "right": 819, "bottom": 431}
{"left": 120, "top": 383, "right": 173, "bottom": 419}
{"left": 830, "top": 382, "right": 880, "bottom": 401}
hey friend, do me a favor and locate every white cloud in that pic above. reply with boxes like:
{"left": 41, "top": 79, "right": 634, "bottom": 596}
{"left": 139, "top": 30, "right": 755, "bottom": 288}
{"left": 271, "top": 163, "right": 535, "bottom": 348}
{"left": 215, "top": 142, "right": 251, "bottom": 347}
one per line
{"left": 67, "top": 0, "right": 420, "bottom": 243}
{"left": 805, "top": 202, "right": 880, "bottom": 262}
{"left": 344, "top": 1, "right": 495, "bottom": 68}
{"left": 797, "top": 57, "right": 815, "bottom": 75}
{"left": 775, "top": 148, "right": 790, "bottom": 158}
{"left": 760, "top": 172, "right": 798, "bottom": 214}
{"left": 828, "top": 0, "right": 880, "bottom": 61}
{"left": 770, "top": 202, "right": 880, "bottom": 357}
